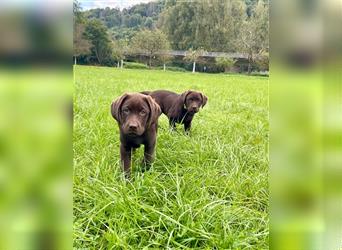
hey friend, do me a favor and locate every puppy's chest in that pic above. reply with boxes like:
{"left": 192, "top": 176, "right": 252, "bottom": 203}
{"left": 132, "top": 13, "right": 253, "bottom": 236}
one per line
{"left": 124, "top": 136, "right": 145, "bottom": 148}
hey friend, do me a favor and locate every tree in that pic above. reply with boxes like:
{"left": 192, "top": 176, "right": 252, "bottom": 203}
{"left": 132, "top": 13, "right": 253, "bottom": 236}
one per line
{"left": 125, "top": 14, "right": 142, "bottom": 28}
{"left": 73, "top": 0, "right": 84, "bottom": 24}
{"left": 158, "top": 52, "right": 173, "bottom": 71}
{"left": 144, "top": 17, "right": 153, "bottom": 28}
{"left": 244, "top": 0, "right": 259, "bottom": 16}
{"left": 83, "top": 20, "right": 112, "bottom": 65}
{"left": 158, "top": 2, "right": 197, "bottom": 50}
{"left": 73, "top": 0, "right": 91, "bottom": 64}
{"left": 158, "top": 0, "right": 247, "bottom": 51}
{"left": 236, "top": 0, "right": 269, "bottom": 74}
{"left": 131, "top": 29, "right": 170, "bottom": 67}
{"left": 216, "top": 57, "right": 236, "bottom": 72}
{"left": 112, "top": 39, "right": 130, "bottom": 68}
{"left": 254, "top": 51, "right": 269, "bottom": 71}
{"left": 73, "top": 24, "right": 91, "bottom": 65}
{"left": 183, "top": 48, "right": 206, "bottom": 73}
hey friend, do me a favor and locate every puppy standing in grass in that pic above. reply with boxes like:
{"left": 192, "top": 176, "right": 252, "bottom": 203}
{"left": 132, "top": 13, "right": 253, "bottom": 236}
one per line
{"left": 111, "top": 93, "right": 161, "bottom": 178}
{"left": 141, "top": 90, "right": 207, "bottom": 132}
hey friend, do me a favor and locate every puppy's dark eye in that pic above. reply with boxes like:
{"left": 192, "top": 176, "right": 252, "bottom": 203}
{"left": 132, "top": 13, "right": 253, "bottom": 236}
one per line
{"left": 140, "top": 110, "right": 147, "bottom": 116}
{"left": 122, "top": 108, "right": 129, "bottom": 115}
{"left": 188, "top": 98, "right": 193, "bottom": 101}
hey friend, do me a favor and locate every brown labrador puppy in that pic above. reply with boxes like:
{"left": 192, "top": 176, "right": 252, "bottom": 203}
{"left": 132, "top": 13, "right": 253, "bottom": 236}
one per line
{"left": 141, "top": 90, "right": 207, "bottom": 132}
{"left": 111, "top": 93, "right": 161, "bottom": 178}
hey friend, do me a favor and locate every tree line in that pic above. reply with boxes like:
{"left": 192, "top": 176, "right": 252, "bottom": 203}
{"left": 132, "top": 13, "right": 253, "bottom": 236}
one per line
{"left": 73, "top": 0, "right": 269, "bottom": 74}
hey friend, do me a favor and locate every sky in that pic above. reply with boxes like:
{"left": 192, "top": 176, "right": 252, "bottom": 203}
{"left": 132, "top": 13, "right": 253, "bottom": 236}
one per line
{"left": 79, "top": 0, "right": 157, "bottom": 10}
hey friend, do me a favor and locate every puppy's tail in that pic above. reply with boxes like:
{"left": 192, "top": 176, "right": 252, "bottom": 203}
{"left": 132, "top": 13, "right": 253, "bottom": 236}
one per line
{"left": 140, "top": 91, "right": 151, "bottom": 95}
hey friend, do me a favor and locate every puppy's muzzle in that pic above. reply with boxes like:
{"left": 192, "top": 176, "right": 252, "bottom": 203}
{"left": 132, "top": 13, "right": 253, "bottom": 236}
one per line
{"left": 128, "top": 122, "right": 138, "bottom": 133}
{"left": 189, "top": 106, "right": 199, "bottom": 113}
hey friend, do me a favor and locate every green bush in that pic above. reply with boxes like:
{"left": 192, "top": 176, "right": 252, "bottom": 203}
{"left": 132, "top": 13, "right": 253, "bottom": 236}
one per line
{"left": 123, "top": 62, "right": 148, "bottom": 69}
{"left": 215, "top": 57, "right": 236, "bottom": 72}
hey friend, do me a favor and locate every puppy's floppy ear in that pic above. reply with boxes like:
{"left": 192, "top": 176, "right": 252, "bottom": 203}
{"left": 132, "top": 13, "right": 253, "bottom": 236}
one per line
{"left": 111, "top": 93, "right": 129, "bottom": 122}
{"left": 200, "top": 93, "right": 208, "bottom": 107}
{"left": 144, "top": 95, "right": 161, "bottom": 127}
{"left": 180, "top": 90, "right": 191, "bottom": 104}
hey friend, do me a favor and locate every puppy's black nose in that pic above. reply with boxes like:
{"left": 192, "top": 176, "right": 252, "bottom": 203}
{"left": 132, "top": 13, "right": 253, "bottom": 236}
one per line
{"left": 129, "top": 124, "right": 138, "bottom": 130}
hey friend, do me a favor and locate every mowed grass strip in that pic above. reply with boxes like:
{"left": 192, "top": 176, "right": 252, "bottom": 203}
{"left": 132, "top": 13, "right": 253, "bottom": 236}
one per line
{"left": 73, "top": 65, "right": 269, "bottom": 249}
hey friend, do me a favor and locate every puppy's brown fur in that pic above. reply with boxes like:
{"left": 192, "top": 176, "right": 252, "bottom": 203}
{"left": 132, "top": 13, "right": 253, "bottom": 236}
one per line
{"left": 142, "top": 90, "right": 207, "bottom": 132}
{"left": 111, "top": 93, "right": 161, "bottom": 178}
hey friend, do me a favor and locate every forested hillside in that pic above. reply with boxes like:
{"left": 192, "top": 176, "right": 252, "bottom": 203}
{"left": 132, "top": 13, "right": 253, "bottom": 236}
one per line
{"left": 74, "top": 0, "right": 268, "bottom": 73}
{"left": 83, "top": 0, "right": 262, "bottom": 49}
{"left": 84, "top": 1, "right": 165, "bottom": 40}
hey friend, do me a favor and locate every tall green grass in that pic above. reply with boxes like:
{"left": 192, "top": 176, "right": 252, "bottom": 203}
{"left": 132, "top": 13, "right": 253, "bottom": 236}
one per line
{"left": 74, "top": 66, "right": 269, "bottom": 249}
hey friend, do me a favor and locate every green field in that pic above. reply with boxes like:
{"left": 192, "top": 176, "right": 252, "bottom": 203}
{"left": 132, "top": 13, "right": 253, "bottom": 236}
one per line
{"left": 73, "top": 65, "right": 269, "bottom": 249}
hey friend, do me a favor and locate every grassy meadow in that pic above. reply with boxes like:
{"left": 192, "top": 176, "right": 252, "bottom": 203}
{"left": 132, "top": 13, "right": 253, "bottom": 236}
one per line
{"left": 73, "top": 65, "right": 269, "bottom": 249}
